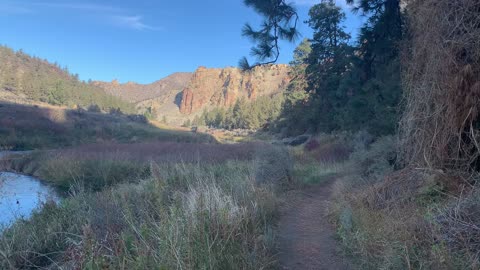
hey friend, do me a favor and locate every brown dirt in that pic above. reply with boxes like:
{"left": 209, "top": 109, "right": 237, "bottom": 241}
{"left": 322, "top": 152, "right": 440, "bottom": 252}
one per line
{"left": 278, "top": 178, "right": 350, "bottom": 270}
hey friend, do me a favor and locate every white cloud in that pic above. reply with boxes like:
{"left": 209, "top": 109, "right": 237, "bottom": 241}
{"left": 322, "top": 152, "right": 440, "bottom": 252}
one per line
{"left": 110, "top": 15, "right": 158, "bottom": 31}
{"left": 33, "top": 2, "right": 157, "bottom": 31}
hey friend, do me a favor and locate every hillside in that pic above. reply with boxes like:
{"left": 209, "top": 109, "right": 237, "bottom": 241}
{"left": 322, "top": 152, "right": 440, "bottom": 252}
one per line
{"left": 94, "top": 64, "right": 290, "bottom": 126}
{"left": 0, "top": 102, "right": 214, "bottom": 150}
{"left": 92, "top": 72, "right": 193, "bottom": 103}
{"left": 0, "top": 46, "right": 134, "bottom": 113}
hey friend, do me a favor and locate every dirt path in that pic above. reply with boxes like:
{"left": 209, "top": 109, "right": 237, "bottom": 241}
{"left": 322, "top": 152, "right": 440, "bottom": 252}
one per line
{"left": 278, "top": 178, "right": 350, "bottom": 270}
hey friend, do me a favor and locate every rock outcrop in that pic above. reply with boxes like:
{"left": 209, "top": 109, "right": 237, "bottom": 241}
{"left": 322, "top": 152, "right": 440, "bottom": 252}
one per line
{"left": 94, "top": 64, "right": 290, "bottom": 125}
{"left": 179, "top": 64, "right": 290, "bottom": 114}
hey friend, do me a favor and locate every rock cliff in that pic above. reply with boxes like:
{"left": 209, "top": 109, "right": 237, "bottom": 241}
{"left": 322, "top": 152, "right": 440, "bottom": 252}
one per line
{"left": 179, "top": 64, "right": 290, "bottom": 114}
{"left": 94, "top": 64, "right": 290, "bottom": 125}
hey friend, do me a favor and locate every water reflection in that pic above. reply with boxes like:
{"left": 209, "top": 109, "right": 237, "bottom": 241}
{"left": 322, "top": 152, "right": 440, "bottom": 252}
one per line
{"left": 0, "top": 172, "right": 60, "bottom": 229}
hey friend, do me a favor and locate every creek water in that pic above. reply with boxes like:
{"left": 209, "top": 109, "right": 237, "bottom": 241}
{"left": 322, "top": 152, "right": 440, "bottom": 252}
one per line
{"left": 0, "top": 172, "right": 60, "bottom": 229}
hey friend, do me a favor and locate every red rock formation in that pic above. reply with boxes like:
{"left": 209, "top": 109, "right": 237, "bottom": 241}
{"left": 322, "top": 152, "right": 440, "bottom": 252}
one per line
{"left": 180, "top": 88, "right": 194, "bottom": 114}
{"left": 179, "top": 64, "right": 290, "bottom": 114}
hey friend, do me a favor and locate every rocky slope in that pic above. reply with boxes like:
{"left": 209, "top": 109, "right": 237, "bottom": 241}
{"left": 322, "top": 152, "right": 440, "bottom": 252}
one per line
{"left": 180, "top": 64, "right": 290, "bottom": 114}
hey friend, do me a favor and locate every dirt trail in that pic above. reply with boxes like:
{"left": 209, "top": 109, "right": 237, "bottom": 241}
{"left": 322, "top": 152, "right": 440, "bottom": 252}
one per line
{"left": 278, "top": 178, "right": 350, "bottom": 270}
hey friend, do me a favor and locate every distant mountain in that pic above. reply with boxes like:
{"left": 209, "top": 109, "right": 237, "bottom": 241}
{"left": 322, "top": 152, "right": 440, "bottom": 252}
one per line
{"left": 0, "top": 46, "right": 134, "bottom": 113}
{"left": 94, "top": 65, "right": 291, "bottom": 126}
{"left": 92, "top": 72, "right": 193, "bottom": 103}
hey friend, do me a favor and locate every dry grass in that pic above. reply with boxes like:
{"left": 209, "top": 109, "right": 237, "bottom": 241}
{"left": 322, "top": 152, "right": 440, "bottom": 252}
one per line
{"left": 330, "top": 135, "right": 480, "bottom": 269}
{"left": 400, "top": 0, "right": 480, "bottom": 174}
{"left": 0, "top": 102, "right": 214, "bottom": 150}
{"left": 0, "top": 143, "right": 291, "bottom": 269}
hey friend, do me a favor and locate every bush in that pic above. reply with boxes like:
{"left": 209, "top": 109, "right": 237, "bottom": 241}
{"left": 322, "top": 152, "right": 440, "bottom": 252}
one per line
{"left": 254, "top": 145, "right": 293, "bottom": 187}
{"left": 87, "top": 104, "right": 101, "bottom": 113}
{"left": 437, "top": 189, "right": 480, "bottom": 268}
{"left": 109, "top": 107, "right": 123, "bottom": 116}
{"left": 350, "top": 135, "right": 397, "bottom": 181}
{"left": 127, "top": 114, "right": 148, "bottom": 124}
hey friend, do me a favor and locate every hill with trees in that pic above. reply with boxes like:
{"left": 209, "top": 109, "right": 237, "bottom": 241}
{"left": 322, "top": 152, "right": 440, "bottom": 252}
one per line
{"left": 0, "top": 46, "right": 134, "bottom": 113}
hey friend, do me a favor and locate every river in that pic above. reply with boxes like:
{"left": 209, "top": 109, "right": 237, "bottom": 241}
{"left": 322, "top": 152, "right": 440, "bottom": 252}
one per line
{"left": 0, "top": 172, "right": 60, "bottom": 229}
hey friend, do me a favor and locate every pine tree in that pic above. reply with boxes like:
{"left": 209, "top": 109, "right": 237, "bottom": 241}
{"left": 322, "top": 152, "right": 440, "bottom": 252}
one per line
{"left": 340, "top": 0, "right": 403, "bottom": 135}
{"left": 240, "top": 0, "right": 300, "bottom": 69}
{"left": 306, "top": 0, "right": 352, "bottom": 132}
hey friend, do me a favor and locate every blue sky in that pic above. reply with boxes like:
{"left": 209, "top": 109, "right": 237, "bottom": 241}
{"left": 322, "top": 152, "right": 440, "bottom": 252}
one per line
{"left": 0, "top": 0, "right": 363, "bottom": 84}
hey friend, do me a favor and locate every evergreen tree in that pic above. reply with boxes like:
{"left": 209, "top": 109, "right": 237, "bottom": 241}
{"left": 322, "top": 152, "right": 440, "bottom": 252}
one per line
{"left": 306, "top": 0, "right": 353, "bottom": 132}
{"left": 340, "top": 0, "right": 403, "bottom": 135}
{"left": 240, "top": 0, "right": 300, "bottom": 69}
{"left": 278, "top": 39, "right": 313, "bottom": 135}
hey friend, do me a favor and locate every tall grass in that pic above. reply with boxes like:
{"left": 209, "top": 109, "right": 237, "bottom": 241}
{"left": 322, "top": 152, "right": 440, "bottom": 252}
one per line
{"left": 289, "top": 134, "right": 352, "bottom": 185}
{"left": 6, "top": 142, "right": 264, "bottom": 193}
{"left": 0, "top": 144, "right": 291, "bottom": 269}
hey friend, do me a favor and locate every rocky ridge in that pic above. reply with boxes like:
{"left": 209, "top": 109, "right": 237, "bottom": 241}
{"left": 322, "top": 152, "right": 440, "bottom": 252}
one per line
{"left": 94, "top": 64, "right": 290, "bottom": 125}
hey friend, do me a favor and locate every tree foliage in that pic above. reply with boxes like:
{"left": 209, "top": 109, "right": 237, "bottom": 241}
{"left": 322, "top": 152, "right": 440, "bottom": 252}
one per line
{"left": 240, "top": 0, "right": 300, "bottom": 70}
{"left": 277, "top": 0, "right": 403, "bottom": 136}
{"left": 275, "top": 39, "right": 313, "bottom": 136}
{"left": 201, "top": 94, "right": 284, "bottom": 130}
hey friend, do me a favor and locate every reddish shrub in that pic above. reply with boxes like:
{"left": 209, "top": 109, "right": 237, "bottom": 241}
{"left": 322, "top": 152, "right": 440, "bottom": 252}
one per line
{"left": 310, "top": 142, "right": 351, "bottom": 163}
{"left": 305, "top": 139, "right": 320, "bottom": 152}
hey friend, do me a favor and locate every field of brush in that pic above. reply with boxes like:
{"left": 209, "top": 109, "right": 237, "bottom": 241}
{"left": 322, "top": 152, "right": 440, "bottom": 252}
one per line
{"left": 0, "top": 102, "right": 364, "bottom": 269}
{"left": 0, "top": 102, "right": 214, "bottom": 151}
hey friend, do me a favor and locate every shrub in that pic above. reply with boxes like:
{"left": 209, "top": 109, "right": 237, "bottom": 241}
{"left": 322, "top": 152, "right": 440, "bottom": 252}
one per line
{"left": 350, "top": 136, "right": 397, "bottom": 181}
{"left": 254, "top": 145, "right": 293, "bottom": 187}
{"left": 109, "top": 107, "right": 123, "bottom": 116}
{"left": 127, "top": 114, "right": 148, "bottom": 124}
{"left": 437, "top": 189, "right": 480, "bottom": 268}
{"left": 305, "top": 138, "right": 320, "bottom": 151}
{"left": 87, "top": 104, "right": 101, "bottom": 113}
